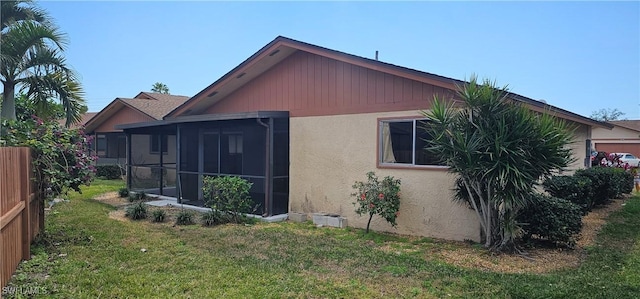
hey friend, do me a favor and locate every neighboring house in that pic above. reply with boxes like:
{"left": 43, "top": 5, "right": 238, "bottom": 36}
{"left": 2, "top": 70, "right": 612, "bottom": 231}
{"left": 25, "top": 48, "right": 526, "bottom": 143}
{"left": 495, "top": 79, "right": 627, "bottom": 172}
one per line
{"left": 57, "top": 112, "right": 98, "bottom": 129}
{"left": 592, "top": 120, "right": 640, "bottom": 157}
{"left": 117, "top": 36, "right": 608, "bottom": 242}
{"left": 84, "top": 92, "right": 189, "bottom": 166}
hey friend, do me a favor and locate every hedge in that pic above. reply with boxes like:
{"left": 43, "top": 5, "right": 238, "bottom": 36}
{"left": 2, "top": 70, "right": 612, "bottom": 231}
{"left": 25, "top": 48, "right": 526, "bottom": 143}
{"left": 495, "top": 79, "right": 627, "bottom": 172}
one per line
{"left": 96, "top": 164, "right": 124, "bottom": 180}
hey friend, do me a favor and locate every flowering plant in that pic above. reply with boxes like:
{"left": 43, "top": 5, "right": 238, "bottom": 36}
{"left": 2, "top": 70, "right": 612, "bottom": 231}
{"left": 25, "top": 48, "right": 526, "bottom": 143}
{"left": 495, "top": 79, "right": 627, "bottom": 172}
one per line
{"left": 1, "top": 116, "right": 96, "bottom": 199}
{"left": 352, "top": 171, "right": 401, "bottom": 233}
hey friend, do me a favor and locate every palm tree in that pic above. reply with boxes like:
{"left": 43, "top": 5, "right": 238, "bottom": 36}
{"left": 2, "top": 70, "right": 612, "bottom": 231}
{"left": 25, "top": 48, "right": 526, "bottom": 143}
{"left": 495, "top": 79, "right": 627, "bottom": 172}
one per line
{"left": 1, "top": 0, "right": 49, "bottom": 31}
{"left": 1, "top": 0, "right": 85, "bottom": 126}
{"left": 423, "top": 76, "right": 574, "bottom": 252}
{"left": 151, "top": 82, "right": 170, "bottom": 94}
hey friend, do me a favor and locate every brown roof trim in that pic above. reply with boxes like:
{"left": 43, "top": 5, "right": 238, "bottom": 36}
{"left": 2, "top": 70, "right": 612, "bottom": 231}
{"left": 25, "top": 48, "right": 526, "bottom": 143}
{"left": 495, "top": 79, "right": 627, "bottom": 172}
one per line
{"left": 117, "top": 110, "right": 289, "bottom": 130}
{"left": 167, "top": 36, "right": 611, "bottom": 129}
{"left": 84, "top": 98, "right": 155, "bottom": 133}
{"left": 608, "top": 120, "right": 640, "bottom": 132}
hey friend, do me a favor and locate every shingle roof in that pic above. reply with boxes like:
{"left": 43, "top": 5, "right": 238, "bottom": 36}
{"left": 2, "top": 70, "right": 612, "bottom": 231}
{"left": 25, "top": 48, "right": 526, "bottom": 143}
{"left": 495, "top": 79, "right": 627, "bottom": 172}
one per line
{"left": 609, "top": 120, "right": 640, "bottom": 132}
{"left": 58, "top": 112, "right": 98, "bottom": 129}
{"left": 84, "top": 92, "right": 189, "bottom": 133}
{"left": 123, "top": 93, "right": 189, "bottom": 120}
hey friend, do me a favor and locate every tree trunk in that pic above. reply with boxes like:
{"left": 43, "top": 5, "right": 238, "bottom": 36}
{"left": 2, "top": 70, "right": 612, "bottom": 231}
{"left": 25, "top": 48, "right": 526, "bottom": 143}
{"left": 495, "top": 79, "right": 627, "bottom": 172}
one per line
{"left": 366, "top": 213, "right": 374, "bottom": 233}
{"left": 1, "top": 82, "right": 16, "bottom": 120}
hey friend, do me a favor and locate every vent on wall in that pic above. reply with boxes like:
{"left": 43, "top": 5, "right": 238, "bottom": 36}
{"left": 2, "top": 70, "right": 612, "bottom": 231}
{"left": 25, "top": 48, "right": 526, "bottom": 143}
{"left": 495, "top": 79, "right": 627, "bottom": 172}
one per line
{"left": 208, "top": 91, "right": 218, "bottom": 97}
{"left": 236, "top": 72, "right": 246, "bottom": 79}
{"left": 269, "top": 49, "right": 280, "bottom": 57}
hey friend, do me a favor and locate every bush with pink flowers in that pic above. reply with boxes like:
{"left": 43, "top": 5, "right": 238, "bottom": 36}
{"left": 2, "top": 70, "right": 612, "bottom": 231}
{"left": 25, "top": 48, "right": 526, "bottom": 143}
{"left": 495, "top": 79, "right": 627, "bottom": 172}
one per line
{"left": 1, "top": 116, "right": 96, "bottom": 200}
{"left": 352, "top": 171, "right": 401, "bottom": 233}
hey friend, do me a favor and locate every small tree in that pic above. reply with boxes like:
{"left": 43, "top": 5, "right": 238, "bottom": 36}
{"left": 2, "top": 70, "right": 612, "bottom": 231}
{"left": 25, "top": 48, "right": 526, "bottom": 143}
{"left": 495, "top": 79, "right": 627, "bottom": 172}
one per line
{"left": 423, "top": 76, "right": 574, "bottom": 252}
{"left": 590, "top": 108, "right": 625, "bottom": 122}
{"left": 352, "top": 172, "right": 401, "bottom": 233}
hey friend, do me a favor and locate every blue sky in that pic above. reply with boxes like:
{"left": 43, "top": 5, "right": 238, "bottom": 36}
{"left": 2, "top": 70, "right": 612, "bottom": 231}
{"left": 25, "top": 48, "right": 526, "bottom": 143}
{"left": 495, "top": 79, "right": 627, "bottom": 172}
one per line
{"left": 36, "top": 1, "right": 639, "bottom": 119}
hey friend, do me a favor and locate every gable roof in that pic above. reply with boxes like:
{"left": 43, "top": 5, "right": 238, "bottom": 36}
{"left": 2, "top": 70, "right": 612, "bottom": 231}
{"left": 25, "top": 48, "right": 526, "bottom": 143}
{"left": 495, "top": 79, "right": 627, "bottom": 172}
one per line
{"left": 84, "top": 93, "right": 189, "bottom": 133}
{"left": 58, "top": 112, "right": 98, "bottom": 129}
{"left": 166, "top": 36, "right": 611, "bottom": 129}
{"left": 609, "top": 120, "right": 640, "bottom": 132}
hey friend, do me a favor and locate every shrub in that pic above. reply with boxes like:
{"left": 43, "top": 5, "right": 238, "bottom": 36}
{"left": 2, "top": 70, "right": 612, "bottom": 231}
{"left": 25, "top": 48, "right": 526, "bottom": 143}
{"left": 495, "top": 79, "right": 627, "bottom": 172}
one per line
{"left": 175, "top": 210, "right": 194, "bottom": 225}
{"left": 352, "top": 171, "right": 401, "bottom": 233}
{"left": 575, "top": 167, "right": 631, "bottom": 206}
{"left": 118, "top": 187, "right": 129, "bottom": 198}
{"left": 517, "top": 194, "right": 582, "bottom": 248}
{"left": 543, "top": 175, "right": 593, "bottom": 214}
{"left": 613, "top": 168, "right": 634, "bottom": 195}
{"left": 201, "top": 210, "right": 227, "bottom": 226}
{"left": 128, "top": 193, "right": 138, "bottom": 202}
{"left": 125, "top": 202, "right": 147, "bottom": 220}
{"left": 96, "top": 165, "right": 123, "bottom": 180}
{"left": 127, "top": 191, "right": 148, "bottom": 202}
{"left": 202, "top": 176, "right": 256, "bottom": 224}
{"left": 1, "top": 117, "right": 96, "bottom": 200}
{"left": 152, "top": 210, "right": 166, "bottom": 223}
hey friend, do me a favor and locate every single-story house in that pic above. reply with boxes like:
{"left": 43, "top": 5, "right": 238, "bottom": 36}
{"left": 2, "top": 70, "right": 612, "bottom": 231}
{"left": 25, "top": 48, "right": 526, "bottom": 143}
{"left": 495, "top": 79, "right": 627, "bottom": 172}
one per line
{"left": 592, "top": 120, "right": 640, "bottom": 157}
{"left": 84, "top": 92, "right": 189, "bottom": 165}
{"left": 117, "top": 36, "right": 608, "bottom": 241}
{"left": 58, "top": 112, "right": 98, "bottom": 129}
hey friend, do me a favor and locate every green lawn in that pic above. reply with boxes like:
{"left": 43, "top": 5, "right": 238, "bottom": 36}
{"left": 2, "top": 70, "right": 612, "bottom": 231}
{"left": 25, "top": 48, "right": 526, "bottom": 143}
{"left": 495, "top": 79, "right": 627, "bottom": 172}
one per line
{"left": 5, "top": 179, "right": 640, "bottom": 298}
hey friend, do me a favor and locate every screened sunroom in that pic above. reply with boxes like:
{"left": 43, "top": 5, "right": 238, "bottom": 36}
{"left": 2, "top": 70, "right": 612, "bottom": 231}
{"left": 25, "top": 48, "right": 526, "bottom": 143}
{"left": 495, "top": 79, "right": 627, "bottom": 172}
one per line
{"left": 118, "top": 111, "right": 290, "bottom": 217}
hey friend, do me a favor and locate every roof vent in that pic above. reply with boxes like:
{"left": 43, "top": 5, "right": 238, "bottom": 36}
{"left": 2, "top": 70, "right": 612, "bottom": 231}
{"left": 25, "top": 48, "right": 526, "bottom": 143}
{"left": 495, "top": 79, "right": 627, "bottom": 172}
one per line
{"left": 269, "top": 49, "right": 280, "bottom": 57}
{"left": 236, "top": 72, "right": 246, "bottom": 79}
{"left": 208, "top": 91, "right": 218, "bottom": 97}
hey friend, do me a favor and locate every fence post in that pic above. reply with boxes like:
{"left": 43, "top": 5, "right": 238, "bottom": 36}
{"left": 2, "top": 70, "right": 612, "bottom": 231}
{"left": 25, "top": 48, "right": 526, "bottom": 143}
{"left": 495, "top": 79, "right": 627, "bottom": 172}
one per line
{"left": 20, "top": 148, "right": 31, "bottom": 260}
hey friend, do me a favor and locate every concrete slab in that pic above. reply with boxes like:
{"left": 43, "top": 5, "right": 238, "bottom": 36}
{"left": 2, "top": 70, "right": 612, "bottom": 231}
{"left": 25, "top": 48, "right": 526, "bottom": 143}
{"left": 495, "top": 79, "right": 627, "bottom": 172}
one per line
{"left": 143, "top": 199, "right": 288, "bottom": 222}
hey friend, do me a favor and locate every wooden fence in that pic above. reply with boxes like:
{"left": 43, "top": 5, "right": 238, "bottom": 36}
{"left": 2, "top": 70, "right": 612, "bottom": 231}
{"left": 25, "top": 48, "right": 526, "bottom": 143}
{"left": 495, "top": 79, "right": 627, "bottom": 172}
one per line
{"left": 0, "top": 147, "right": 42, "bottom": 291}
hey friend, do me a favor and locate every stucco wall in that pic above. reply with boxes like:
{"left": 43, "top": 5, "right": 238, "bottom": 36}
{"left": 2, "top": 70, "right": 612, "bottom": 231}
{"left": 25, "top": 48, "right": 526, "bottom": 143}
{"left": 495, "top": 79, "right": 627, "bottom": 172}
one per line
{"left": 289, "top": 112, "right": 592, "bottom": 242}
{"left": 289, "top": 111, "right": 481, "bottom": 241}
{"left": 567, "top": 123, "right": 590, "bottom": 171}
{"left": 591, "top": 126, "right": 640, "bottom": 157}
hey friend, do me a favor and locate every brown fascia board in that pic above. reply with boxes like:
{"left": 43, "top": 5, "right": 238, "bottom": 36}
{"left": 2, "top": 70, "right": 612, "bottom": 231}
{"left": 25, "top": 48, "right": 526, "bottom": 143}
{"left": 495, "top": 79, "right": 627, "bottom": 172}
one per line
{"left": 166, "top": 36, "right": 462, "bottom": 118}
{"left": 167, "top": 36, "right": 606, "bottom": 129}
{"left": 85, "top": 98, "right": 157, "bottom": 133}
{"left": 608, "top": 121, "right": 640, "bottom": 132}
{"left": 166, "top": 37, "right": 292, "bottom": 118}
{"left": 84, "top": 99, "right": 126, "bottom": 133}
{"left": 133, "top": 91, "right": 150, "bottom": 99}
{"left": 508, "top": 93, "right": 613, "bottom": 129}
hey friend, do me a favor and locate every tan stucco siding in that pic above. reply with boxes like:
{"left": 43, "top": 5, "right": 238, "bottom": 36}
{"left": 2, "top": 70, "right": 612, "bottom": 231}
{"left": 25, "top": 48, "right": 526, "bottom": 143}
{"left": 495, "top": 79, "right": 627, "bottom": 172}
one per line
{"left": 289, "top": 111, "right": 481, "bottom": 242}
{"left": 567, "top": 123, "right": 590, "bottom": 171}
{"left": 591, "top": 126, "right": 640, "bottom": 157}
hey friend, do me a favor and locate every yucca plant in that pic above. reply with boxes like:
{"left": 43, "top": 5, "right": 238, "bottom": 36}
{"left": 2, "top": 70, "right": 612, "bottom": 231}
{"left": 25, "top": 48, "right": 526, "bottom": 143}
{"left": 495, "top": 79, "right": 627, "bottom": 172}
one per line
{"left": 175, "top": 210, "right": 194, "bottom": 225}
{"left": 118, "top": 187, "right": 129, "bottom": 198}
{"left": 422, "top": 75, "right": 575, "bottom": 252}
{"left": 125, "top": 202, "right": 147, "bottom": 220}
{"left": 152, "top": 209, "right": 166, "bottom": 223}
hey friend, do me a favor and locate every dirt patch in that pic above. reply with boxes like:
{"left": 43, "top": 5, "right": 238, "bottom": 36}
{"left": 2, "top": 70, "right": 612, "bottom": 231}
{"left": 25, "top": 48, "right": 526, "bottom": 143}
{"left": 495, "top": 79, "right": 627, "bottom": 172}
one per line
{"left": 108, "top": 210, "right": 128, "bottom": 222}
{"left": 94, "top": 192, "right": 129, "bottom": 208}
{"left": 427, "top": 197, "right": 629, "bottom": 274}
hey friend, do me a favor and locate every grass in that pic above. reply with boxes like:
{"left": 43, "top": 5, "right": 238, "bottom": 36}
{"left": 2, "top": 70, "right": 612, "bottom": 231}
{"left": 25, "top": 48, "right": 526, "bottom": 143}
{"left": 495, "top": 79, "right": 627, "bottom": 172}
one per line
{"left": 5, "top": 180, "right": 640, "bottom": 298}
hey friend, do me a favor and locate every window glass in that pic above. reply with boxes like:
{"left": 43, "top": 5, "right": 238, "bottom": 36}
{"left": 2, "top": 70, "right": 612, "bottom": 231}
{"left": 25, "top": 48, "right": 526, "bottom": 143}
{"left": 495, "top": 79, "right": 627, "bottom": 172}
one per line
{"left": 96, "top": 134, "right": 107, "bottom": 157}
{"left": 150, "top": 134, "right": 168, "bottom": 154}
{"left": 380, "top": 119, "right": 442, "bottom": 166}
